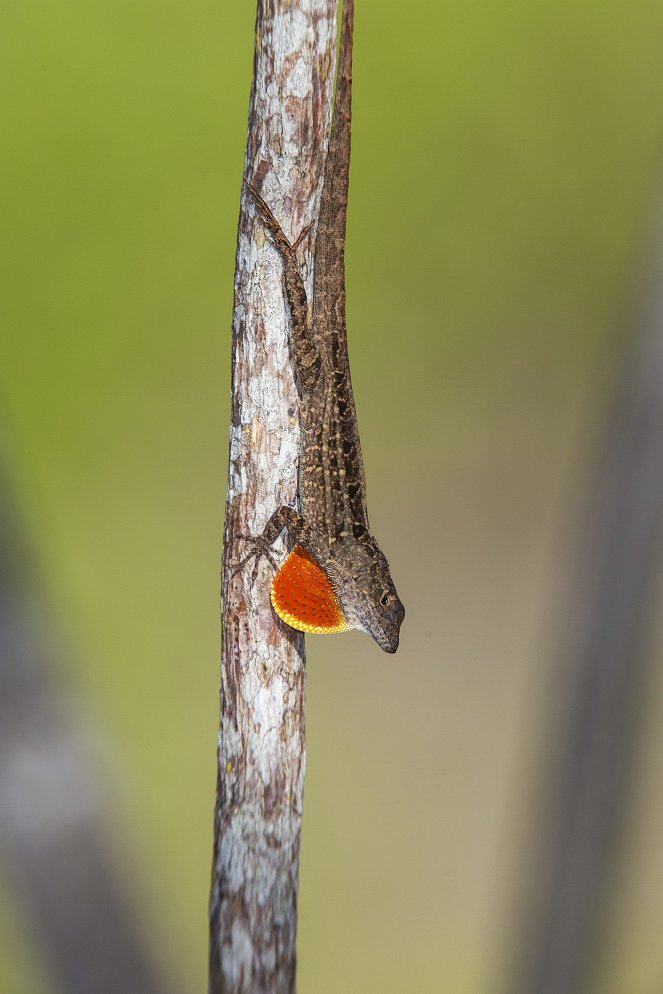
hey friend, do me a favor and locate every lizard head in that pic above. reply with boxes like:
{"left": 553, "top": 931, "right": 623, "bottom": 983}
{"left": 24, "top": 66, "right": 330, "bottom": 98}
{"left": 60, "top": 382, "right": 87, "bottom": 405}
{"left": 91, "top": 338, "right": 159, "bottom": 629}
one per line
{"left": 330, "top": 536, "right": 405, "bottom": 653}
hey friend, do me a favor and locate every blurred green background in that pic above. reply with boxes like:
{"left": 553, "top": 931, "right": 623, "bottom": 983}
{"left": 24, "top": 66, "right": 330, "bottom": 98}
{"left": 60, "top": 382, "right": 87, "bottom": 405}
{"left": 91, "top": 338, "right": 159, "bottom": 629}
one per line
{"left": 2, "top": 0, "right": 663, "bottom": 991}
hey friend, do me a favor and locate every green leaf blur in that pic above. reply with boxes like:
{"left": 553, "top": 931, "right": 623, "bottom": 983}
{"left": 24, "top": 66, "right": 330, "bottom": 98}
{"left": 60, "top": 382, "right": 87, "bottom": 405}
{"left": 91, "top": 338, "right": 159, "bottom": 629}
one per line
{"left": 2, "top": 1, "right": 663, "bottom": 992}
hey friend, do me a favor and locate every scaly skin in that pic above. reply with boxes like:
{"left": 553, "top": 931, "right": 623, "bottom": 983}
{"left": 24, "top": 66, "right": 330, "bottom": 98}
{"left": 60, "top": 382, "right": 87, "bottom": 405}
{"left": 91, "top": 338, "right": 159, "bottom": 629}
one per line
{"left": 242, "top": 0, "right": 404, "bottom": 653}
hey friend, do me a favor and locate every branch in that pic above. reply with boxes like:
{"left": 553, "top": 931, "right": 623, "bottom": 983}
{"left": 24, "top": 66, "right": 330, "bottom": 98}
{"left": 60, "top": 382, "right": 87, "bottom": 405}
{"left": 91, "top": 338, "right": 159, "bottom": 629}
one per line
{"left": 209, "top": 2, "right": 338, "bottom": 991}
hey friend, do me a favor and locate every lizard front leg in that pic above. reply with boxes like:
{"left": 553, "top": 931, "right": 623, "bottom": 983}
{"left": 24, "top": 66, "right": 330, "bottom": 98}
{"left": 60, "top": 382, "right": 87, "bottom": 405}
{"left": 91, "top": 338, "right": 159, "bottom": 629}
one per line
{"left": 231, "top": 505, "right": 308, "bottom": 579}
{"left": 233, "top": 506, "right": 350, "bottom": 636}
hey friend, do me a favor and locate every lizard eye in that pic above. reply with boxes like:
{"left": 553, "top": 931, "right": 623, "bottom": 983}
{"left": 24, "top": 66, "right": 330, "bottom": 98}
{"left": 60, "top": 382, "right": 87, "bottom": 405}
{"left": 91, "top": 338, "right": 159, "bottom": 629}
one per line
{"left": 380, "top": 593, "right": 392, "bottom": 607}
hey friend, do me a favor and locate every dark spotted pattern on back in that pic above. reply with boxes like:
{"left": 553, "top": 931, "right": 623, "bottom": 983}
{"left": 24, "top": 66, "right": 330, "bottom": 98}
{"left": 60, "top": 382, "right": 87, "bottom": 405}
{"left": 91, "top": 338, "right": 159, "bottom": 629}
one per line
{"left": 245, "top": 0, "right": 404, "bottom": 653}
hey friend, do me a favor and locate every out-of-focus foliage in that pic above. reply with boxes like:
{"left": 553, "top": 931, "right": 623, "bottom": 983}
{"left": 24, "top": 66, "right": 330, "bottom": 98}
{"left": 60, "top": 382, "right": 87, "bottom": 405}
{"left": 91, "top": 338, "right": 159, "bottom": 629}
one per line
{"left": 2, "top": 1, "right": 663, "bottom": 991}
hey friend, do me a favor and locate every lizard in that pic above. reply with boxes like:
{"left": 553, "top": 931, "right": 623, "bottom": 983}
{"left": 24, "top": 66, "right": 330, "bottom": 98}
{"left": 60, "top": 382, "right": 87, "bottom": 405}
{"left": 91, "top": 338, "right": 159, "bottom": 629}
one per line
{"left": 238, "top": 0, "right": 405, "bottom": 654}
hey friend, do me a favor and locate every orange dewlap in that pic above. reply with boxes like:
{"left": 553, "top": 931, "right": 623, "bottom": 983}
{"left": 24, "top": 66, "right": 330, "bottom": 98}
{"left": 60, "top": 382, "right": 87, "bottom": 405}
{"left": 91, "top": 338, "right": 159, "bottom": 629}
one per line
{"left": 270, "top": 545, "right": 351, "bottom": 635}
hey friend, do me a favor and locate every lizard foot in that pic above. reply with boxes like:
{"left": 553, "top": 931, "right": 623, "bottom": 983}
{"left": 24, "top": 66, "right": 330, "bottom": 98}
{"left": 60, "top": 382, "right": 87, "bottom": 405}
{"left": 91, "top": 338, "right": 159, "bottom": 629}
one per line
{"left": 230, "top": 534, "right": 280, "bottom": 584}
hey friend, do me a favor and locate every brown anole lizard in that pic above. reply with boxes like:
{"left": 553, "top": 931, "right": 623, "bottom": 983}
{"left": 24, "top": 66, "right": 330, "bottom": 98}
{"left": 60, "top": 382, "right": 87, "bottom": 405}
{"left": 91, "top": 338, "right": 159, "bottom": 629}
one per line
{"left": 239, "top": 0, "right": 405, "bottom": 653}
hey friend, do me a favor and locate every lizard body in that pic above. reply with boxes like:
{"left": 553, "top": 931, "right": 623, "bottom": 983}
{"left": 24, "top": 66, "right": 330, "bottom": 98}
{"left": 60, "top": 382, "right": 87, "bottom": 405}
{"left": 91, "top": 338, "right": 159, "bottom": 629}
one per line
{"left": 242, "top": 0, "right": 404, "bottom": 653}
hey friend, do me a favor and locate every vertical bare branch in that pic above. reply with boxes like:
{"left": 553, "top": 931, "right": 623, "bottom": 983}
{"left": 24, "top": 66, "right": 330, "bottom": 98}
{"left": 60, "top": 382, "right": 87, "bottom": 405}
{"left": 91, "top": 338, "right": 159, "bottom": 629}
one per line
{"left": 506, "top": 196, "right": 663, "bottom": 994}
{"left": 209, "top": 2, "right": 338, "bottom": 991}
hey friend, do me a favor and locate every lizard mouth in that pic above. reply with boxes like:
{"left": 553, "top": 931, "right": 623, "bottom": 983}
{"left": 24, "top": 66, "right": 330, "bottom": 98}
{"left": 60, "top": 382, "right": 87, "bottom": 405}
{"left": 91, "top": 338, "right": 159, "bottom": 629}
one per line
{"left": 372, "top": 620, "right": 402, "bottom": 654}
{"left": 270, "top": 545, "right": 404, "bottom": 653}
{"left": 270, "top": 545, "right": 351, "bottom": 635}
{"left": 371, "top": 598, "right": 405, "bottom": 653}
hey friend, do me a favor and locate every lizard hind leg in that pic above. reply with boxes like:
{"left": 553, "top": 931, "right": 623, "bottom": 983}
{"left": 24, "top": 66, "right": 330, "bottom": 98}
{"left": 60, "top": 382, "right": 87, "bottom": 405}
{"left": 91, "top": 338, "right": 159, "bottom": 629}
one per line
{"left": 246, "top": 182, "right": 314, "bottom": 253}
{"left": 246, "top": 182, "right": 295, "bottom": 255}
{"left": 246, "top": 181, "right": 322, "bottom": 395}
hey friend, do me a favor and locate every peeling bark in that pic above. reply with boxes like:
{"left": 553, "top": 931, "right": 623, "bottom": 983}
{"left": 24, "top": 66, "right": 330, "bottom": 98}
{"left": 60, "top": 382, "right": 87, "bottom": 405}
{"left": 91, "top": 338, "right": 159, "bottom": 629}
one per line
{"left": 209, "top": 3, "right": 339, "bottom": 992}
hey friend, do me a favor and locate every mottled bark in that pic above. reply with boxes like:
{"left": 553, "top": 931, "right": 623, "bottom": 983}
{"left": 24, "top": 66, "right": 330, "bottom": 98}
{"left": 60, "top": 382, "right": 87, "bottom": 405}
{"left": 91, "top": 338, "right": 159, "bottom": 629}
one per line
{"left": 505, "top": 194, "right": 663, "bottom": 994}
{"left": 209, "top": 3, "right": 338, "bottom": 992}
{"left": 0, "top": 463, "right": 183, "bottom": 994}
